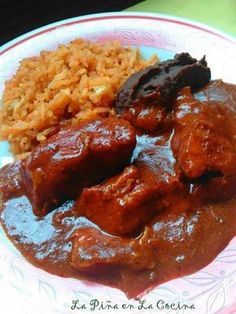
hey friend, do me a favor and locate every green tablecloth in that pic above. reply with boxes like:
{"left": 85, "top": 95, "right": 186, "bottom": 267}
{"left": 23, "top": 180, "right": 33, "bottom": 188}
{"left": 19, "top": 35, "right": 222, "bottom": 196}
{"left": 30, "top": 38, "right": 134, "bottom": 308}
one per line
{"left": 126, "top": 0, "right": 236, "bottom": 37}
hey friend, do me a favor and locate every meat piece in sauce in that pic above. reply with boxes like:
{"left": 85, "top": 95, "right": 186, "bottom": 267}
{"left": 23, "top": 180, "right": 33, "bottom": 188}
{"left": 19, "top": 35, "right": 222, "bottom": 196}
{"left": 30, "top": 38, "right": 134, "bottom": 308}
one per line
{"left": 172, "top": 85, "right": 236, "bottom": 178}
{"left": 114, "top": 53, "right": 211, "bottom": 132}
{"left": 70, "top": 226, "right": 156, "bottom": 273}
{"left": 0, "top": 161, "right": 23, "bottom": 201}
{"left": 75, "top": 166, "right": 161, "bottom": 235}
{"left": 21, "top": 118, "right": 136, "bottom": 216}
{"left": 75, "top": 135, "right": 182, "bottom": 236}
{"left": 172, "top": 82, "right": 236, "bottom": 201}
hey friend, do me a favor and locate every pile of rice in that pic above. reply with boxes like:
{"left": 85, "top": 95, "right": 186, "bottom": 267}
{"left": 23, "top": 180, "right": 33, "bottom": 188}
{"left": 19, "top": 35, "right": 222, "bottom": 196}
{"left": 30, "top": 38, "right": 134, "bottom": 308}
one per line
{"left": 0, "top": 39, "right": 157, "bottom": 159}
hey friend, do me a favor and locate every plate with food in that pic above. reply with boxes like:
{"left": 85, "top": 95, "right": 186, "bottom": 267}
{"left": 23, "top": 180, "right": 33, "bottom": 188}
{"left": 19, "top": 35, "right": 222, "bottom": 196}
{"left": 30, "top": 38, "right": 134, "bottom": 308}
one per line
{"left": 0, "top": 12, "right": 236, "bottom": 314}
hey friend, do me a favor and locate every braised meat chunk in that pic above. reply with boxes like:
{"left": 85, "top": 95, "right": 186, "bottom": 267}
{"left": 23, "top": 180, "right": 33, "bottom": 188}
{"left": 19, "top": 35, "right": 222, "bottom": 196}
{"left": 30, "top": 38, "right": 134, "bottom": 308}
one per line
{"left": 172, "top": 85, "right": 236, "bottom": 179}
{"left": 75, "top": 166, "right": 161, "bottom": 235}
{"left": 134, "top": 135, "right": 181, "bottom": 193}
{"left": 75, "top": 134, "right": 182, "bottom": 236}
{"left": 21, "top": 118, "right": 136, "bottom": 216}
{"left": 114, "top": 53, "right": 211, "bottom": 132}
{"left": 0, "top": 161, "right": 24, "bottom": 201}
{"left": 120, "top": 103, "right": 171, "bottom": 133}
{"left": 172, "top": 82, "right": 236, "bottom": 201}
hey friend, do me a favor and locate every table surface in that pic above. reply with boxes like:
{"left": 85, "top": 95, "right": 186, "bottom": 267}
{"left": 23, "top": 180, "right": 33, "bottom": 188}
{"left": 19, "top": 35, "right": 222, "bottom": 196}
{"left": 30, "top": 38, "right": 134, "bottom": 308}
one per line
{"left": 126, "top": 0, "right": 236, "bottom": 37}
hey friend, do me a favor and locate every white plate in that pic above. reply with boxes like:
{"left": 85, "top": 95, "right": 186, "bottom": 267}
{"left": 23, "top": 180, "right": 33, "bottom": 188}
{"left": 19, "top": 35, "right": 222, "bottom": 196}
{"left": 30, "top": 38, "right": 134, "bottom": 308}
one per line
{"left": 0, "top": 12, "right": 236, "bottom": 314}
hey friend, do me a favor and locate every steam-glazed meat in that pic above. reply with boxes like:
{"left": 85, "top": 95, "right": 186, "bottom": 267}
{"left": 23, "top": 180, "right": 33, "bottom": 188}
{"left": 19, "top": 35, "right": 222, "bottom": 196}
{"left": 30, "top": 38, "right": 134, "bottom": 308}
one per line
{"left": 119, "top": 103, "right": 171, "bottom": 133}
{"left": 0, "top": 161, "right": 23, "bottom": 201}
{"left": 114, "top": 53, "right": 211, "bottom": 131}
{"left": 172, "top": 85, "right": 236, "bottom": 179}
{"left": 75, "top": 134, "right": 182, "bottom": 235}
{"left": 134, "top": 135, "right": 181, "bottom": 194}
{"left": 70, "top": 226, "right": 156, "bottom": 272}
{"left": 75, "top": 166, "right": 160, "bottom": 235}
{"left": 172, "top": 82, "right": 236, "bottom": 201}
{"left": 21, "top": 118, "right": 136, "bottom": 216}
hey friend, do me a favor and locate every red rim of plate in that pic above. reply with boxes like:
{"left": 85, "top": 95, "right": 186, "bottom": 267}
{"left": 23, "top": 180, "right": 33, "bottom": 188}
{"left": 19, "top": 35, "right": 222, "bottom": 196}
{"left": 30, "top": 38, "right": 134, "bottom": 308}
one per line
{"left": 0, "top": 13, "right": 236, "bottom": 57}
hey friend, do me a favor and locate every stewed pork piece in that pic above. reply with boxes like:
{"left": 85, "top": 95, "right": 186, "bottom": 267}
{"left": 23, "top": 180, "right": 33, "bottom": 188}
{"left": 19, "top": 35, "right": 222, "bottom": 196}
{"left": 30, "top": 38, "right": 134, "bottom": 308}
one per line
{"left": 74, "top": 134, "right": 183, "bottom": 236}
{"left": 20, "top": 117, "right": 136, "bottom": 216}
{"left": 172, "top": 84, "right": 236, "bottom": 179}
{"left": 74, "top": 166, "right": 161, "bottom": 236}
{"left": 114, "top": 53, "right": 211, "bottom": 132}
{"left": 172, "top": 81, "right": 236, "bottom": 201}
{"left": 0, "top": 161, "right": 24, "bottom": 201}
